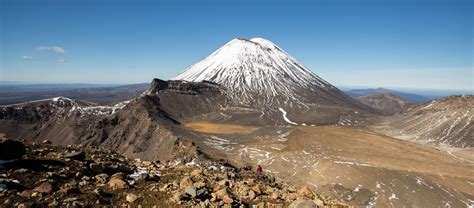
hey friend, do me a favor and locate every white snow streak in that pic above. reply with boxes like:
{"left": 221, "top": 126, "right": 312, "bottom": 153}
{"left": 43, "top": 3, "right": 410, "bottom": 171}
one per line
{"left": 278, "top": 108, "right": 298, "bottom": 125}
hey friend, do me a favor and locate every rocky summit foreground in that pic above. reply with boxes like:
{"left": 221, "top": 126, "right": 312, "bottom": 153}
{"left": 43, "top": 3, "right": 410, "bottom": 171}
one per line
{"left": 0, "top": 140, "right": 349, "bottom": 207}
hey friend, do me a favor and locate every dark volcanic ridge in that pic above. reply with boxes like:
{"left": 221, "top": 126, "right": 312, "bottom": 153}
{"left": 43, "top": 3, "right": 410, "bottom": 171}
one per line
{"left": 373, "top": 95, "right": 474, "bottom": 148}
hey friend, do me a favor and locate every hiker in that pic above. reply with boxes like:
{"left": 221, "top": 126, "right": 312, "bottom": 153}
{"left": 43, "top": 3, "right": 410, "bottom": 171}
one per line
{"left": 235, "top": 167, "right": 241, "bottom": 179}
{"left": 242, "top": 164, "right": 251, "bottom": 171}
{"left": 256, "top": 165, "right": 263, "bottom": 174}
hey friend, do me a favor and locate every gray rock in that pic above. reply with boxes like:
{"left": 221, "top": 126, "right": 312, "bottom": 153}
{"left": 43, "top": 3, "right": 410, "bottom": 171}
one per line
{"left": 185, "top": 185, "right": 197, "bottom": 198}
{"left": 288, "top": 199, "right": 317, "bottom": 208}
{"left": 14, "top": 168, "right": 28, "bottom": 173}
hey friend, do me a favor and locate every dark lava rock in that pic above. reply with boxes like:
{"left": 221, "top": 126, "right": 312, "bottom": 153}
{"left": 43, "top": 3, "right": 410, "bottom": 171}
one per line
{"left": 0, "top": 139, "right": 26, "bottom": 160}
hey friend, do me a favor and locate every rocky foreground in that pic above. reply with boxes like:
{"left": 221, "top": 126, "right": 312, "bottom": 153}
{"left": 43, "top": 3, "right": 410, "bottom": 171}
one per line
{"left": 0, "top": 139, "right": 349, "bottom": 207}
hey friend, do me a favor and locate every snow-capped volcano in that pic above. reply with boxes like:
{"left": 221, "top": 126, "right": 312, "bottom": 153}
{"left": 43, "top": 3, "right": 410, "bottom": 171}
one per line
{"left": 173, "top": 37, "right": 373, "bottom": 125}
{"left": 174, "top": 38, "right": 336, "bottom": 106}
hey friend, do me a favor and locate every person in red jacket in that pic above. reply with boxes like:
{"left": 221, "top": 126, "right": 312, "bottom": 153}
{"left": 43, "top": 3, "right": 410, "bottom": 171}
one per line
{"left": 256, "top": 165, "right": 263, "bottom": 174}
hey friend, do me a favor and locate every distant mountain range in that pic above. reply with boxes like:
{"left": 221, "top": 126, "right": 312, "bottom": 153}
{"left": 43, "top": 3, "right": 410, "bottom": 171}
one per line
{"left": 356, "top": 92, "right": 410, "bottom": 115}
{"left": 0, "top": 83, "right": 149, "bottom": 105}
{"left": 344, "top": 88, "right": 431, "bottom": 103}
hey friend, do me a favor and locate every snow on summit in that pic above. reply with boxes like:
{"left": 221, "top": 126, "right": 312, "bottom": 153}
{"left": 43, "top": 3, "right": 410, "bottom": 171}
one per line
{"left": 173, "top": 37, "right": 336, "bottom": 106}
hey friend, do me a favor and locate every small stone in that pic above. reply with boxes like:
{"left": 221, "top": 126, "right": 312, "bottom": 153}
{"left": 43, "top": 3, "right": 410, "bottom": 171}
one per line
{"left": 33, "top": 182, "right": 53, "bottom": 193}
{"left": 93, "top": 188, "right": 101, "bottom": 195}
{"left": 63, "top": 197, "right": 78, "bottom": 203}
{"left": 298, "top": 186, "right": 314, "bottom": 198}
{"left": 252, "top": 185, "right": 262, "bottom": 194}
{"left": 173, "top": 191, "right": 186, "bottom": 202}
{"left": 222, "top": 195, "right": 234, "bottom": 204}
{"left": 256, "top": 202, "right": 265, "bottom": 208}
{"left": 126, "top": 193, "right": 138, "bottom": 203}
{"left": 219, "top": 179, "right": 232, "bottom": 187}
{"left": 216, "top": 189, "right": 229, "bottom": 199}
{"left": 64, "top": 151, "right": 85, "bottom": 160}
{"left": 197, "top": 189, "right": 205, "bottom": 196}
{"left": 108, "top": 178, "right": 127, "bottom": 190}
{"left": 14, "top": 169, "right": 28, "bottom": 174}
{"left": 48, "top": 200, "right": 58, "bottom": 207}
{"left": 42, "top": 140, "right": 52, "bottom": 145}
{"left": 79, "top": 180, "right": 88, "bottom": 186}
{"left": 287, "top": 193, "right": 299, "bottom": 201}
{"left": 288, "top": 199, "right": 317, "bottom": 208}
{"left": 94, "top": 173, "right": 109, "bottom": 184}
{"left": 180, "top": 176, "right": 193, "bottom": 189}
{"left": 248, "top": 190, "right": 256, "bottom": 200}
{"left": 185, "top": 185, "right": 197, "bottom": 197}
{"left": 59, "top": 182, "right": 78, "bottom": 194}
{"left": 271, "top": 191, "right": 280, "bottom": 199}
{"left": 313, "top": 198, "right": 324, "bottom": 206}
{"left": 160, "top": 183, "right": 172, "bottom": 191}
{"left": 191, "top": 169, "right": 202, "bottom": 177}
{"left": 194, "top": 181, "right": 206, "bottom": 189}
{"left": 19, "top": 190, "right": 33, "bottom": 197}
{"left": 17, "top": 203, "right": 27, "bottom": 208}
{"left": 111, "top": 172, "right": 126, "bottom": 179}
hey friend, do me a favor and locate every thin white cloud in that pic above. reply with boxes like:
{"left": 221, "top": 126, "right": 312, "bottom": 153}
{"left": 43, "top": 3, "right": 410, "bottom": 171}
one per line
{"left": 22, "top": 55, "right": 33, "bottom": 60}
{"left": 36, "top": 46, "right": 65, "bottom": 54}
{"left": 58, "top": 57, "right": 68, "bottom": 63}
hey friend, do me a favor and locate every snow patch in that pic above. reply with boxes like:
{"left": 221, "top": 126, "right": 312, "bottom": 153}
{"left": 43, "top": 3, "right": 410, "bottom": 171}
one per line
{"left": 279, "top": 108, "right": 298, "bottom": 125}
{"left": 388, "top": 193, "right": 398, "bottom": 201}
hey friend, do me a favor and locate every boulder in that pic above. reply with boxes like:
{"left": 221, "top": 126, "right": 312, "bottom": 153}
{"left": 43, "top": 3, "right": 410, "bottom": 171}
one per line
{"left": 126, "top": 193, "right": 138, "bottom": 203}
{"left": 0, "top": 139, "right": 26, "bottom": 160}
{"left": 185, "top": 185, "right": 197, "bottom": 198}
{"left": 180, "top": 176, "right": 193, "bottom": 189}
{"left": 108, "top": 178, "right": 127, "bottom": 190}
{"left": 191, "top": 169, "right": 202, "bottom": 177}
{"left": 33, "top": 182, "right": 53, "bottom": 193}
{"left": 299, "top": 186, "right": 315, "bottom": 198}
{"left": 111, "top": 172, "right": 126, "bottom": 180}
{"left": 222, "top": 195, "right": 234, "bottom": 204}
{"left": 288, "top": 199, "right": 317, "bottom": 208}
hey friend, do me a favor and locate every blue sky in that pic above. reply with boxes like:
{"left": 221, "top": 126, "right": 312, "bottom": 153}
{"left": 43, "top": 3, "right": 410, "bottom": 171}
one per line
{"left": 1, "top": 0, "right": 472, "bottom": 90}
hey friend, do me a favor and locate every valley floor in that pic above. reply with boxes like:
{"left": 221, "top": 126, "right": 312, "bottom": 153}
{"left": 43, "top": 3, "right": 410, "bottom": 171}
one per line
{"left": 186, "top": 124, "right": 474, "bottom": 207}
